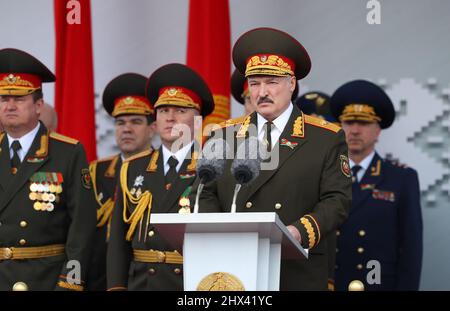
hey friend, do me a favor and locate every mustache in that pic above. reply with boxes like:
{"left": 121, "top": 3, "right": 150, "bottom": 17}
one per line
{"left": 257, "top": 96, "right": 274, "bottom": 105}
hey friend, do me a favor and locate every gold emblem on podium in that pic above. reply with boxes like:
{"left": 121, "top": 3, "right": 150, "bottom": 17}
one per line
{"left": 197, "top": 272, "right": 245, "bottom": 291}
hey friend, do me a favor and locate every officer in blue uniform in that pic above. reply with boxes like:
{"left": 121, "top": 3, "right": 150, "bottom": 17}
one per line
{"left": 330, "top": 79, "right": 423, "bottom": 291}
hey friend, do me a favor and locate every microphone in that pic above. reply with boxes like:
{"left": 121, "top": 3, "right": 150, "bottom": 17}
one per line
{"left": 230, "top": 136, "right": 264, "bottom": 213}
{"left": 193, "top": 138, "right": 228, "bottom": 213}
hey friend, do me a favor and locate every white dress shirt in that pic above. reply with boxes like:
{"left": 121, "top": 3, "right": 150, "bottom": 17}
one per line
{"left": 7, "top": 122, "right": 41, "bottom": 162}
{"left": 162, "top": 141, "right": 194, "bottom": 175}
{"left": 256, "top": 103, "right": 293, "bottom": 151}
{"left": 349, "top": 151, "right": 375, "bottom": 182}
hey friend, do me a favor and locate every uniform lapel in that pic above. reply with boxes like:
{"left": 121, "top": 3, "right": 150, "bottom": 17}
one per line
{"left": 0, "top": 124, "right": 50, "bottom": 212}
{"left": 144, "top": 148, "right": 166, "bottom": 210}
{"left": 0, "top": 133, "right": 12, "bottom": 191}
{"left": 241, "top": 106, "right": 307, "bottom": 204}
{"left": 161, "top": 146, "right": 197, "bottom": 213}
{"left": 350, "top": 152, "right": 384, "bottom": 215}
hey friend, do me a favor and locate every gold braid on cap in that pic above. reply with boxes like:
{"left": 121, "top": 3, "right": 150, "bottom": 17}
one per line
{"left": 112, "top": 96, "right": 154, "bottom": 117}
{"left": 245, "top": 54, "right": 295, "bottom": 77}
{"left": 154, "top": 87, "right": 201, "bottom": 111}
{"left": 339, "top": 104, "right": 381, "bottom": 123}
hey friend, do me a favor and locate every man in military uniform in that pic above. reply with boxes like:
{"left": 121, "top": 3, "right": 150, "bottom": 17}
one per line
{"left": 295, "top": 91, "right": 339, "bottom": 291}
{"left": 197, "top": 28, "right": 352, "bottom": 290}
{"left": 330, "top": 79, "right": 423, "bottom": 291}
{"left": 0, "top": 48, "right": 96, "bottom": 291}
{"left": 232, "top": 69, "right": 299, "bottom": 116}
{"left": 107, "top": 63, "right": 214, "bottom": 291}
{"left": 87, "top": 73, "right": 156, "bottom": 290}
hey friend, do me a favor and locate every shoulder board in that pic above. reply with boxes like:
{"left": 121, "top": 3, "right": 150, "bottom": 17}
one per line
{"left": 124, "top": 148, "right": 153, "bottom": 163}
{"left": 0, "top": 132, "right": 4, "bottom": 143}
{"left": 218, "top": 115, "right": 248, "bottom": 129}
{"left": 386, "top": 158, "right": 409, "bottom": 169}
{"left": 304, "top": 115, "right": 341, "bottom": 133}
{"left": 49, "top": 132, "right": 79, "bottom": 145}
{"left": 95, "top": 154, "right": 119, "bottom": 164}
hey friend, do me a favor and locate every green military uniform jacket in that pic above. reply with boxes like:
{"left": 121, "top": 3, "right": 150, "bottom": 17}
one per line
{"left": 107, "top": 145, "right": 197, "bottom": 291}
{"left": 0, "top": 123, "right": 97, "bottom": 291}
{"left": 197, "top": 105, "right": 352, "bottom": 290}
{"left": 87, "top": 154, "right": 122, "bottom": 290}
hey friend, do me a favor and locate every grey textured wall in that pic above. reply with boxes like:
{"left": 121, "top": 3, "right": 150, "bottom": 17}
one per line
{"left": 1, "top": 0, "right": 449, "bottom": 290}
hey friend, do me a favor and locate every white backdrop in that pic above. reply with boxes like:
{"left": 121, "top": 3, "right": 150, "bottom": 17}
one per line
{"left": 2, "top": 0, "right": 450, "bottom": 290}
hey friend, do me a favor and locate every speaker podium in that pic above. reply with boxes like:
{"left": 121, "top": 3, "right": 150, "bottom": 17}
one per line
{"left": 150, "top": 212, "right": 308, "bottom": 291}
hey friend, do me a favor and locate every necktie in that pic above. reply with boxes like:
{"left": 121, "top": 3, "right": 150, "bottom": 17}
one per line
{"left": 263, "top": 121, "right": 273, "bottom": 152}
{"left": 351, "top": 165, "right": 362, "bottom": 183}
{"left": 165, "top": 156, "right": 179, "bottom": 190}
{"left": 11, "top": 140, "right": 22, "bottom": 173}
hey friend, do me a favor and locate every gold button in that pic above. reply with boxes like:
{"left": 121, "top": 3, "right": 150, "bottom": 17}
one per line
{"left": 148, "top": 268, "right": 156, "bottom": 275}
{"left": 348, "top": 280, "right": 365, "bottom": 291}
{"left": 359, "top": 230, "right": 366, "bottom": 237}
{"left": 12, "top": 282, "right": 29, "bottom": 291}
{"left": 356, "top": 264, "right": 363, "bottom": 270}
{"left": 357, "top": 247, "right": 364, "bottom": 254}
{"left": 3, "top": 248, "right": 13, "bottom": 259}
{"left": 148, "top": 230, "right": 155, "bottom": 237}
{"left": 19, "top": 239, "right": 26, "bottom": 246}
{"left": 245, "top": 202, "right": 252, "bottom": 208}
{"left": 336, "top": 230, "right": 340, "bottom": 236}
{"left": 336, "top": 248, "right": 339, "bottom": 253}
{"left": 20, "top": 221, "right": 27, "bottom": 228}
{"left": 174, "top": 268, "right": 181, "bottom": 275}
{"left": 275, "top": 203, "right": 282, "bottom": 210}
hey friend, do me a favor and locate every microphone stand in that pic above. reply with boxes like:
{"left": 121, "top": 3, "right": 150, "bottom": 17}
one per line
{"left": 230, "top": 183, "right": 242, "bottom": 213}
{"left": 193, "top": 183, "right": 204, "bottom": 213}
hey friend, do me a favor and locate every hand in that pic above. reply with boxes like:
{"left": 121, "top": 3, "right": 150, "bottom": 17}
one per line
{"left": 287, "top": 225, "right": 301, "bottom": 243}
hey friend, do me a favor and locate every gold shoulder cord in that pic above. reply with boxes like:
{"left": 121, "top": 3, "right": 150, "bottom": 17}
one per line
{"left": 90, "top": 162, "right": 115, "bottom": 228}
{"left": 120, "top": 161, "right": 153, "bottom": 242}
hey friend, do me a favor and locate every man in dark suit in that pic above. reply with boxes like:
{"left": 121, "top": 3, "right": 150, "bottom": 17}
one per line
{"left": 107, "top": 63, "right": 214, "bottom": 291}
{"left": 330, "top": 79, "right": 423, "bottom": 291}
{"left": 0, "top": 48, "right": 96, "bottom": 291}
{"left": 87, "top": 73, "right": 156, "bottom": 290}
{"left": 197, "top": 28, "right": 352, "bottom": 290}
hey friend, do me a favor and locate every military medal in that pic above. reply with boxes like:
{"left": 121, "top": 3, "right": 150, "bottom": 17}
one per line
{"left": 29, "top": 172, "right": 63, "bottom": 212}
{"left": 178, "top": 206, "right": 191, "bottom": 214}
{"left": 49, "top": 184, "right": 56, "bottom": 193}
{"left": 178, "top": 186, "right": 192, "bottom": 214}
{"left": 48, "top": 193, "right": 56, "bottom": 202}
{"left": 179, "top": 197, "right": 190, "bottom": 207}
{"left": 47, "top": 203, "right": 54, "bottom": 212}
{"left": 30, "top": 183, "right": 38, "bottom": 192}
{"left": 33, "top": 201, "right": 42, "bottom": 211}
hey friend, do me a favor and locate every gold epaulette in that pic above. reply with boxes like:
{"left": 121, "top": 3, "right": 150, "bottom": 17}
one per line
{"left": 0, "top": 132, "right": 4, "bottom": 144}
{"left": 124, "top": 148, "right": 153, "bottom": 163}
{"left": 304, "top": 115, "right": 341, "bottom": 133}
{"left": 49, "top": 132, "right": 79, "bottom": 145}
{"left": 218, "top": 115, "right": 248, "bottom": 129}
{"left": 95, "top": 154, "right": 119, "bottom": 163}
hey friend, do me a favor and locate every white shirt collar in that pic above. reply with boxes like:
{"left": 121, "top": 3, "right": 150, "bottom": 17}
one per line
{"left": 349, "top": 151, "right": 375, "bottom": 182}
{"left": 162, "top": 141, "right": 194, "bottom": 174}
{"left": 7, "top": 122, "right": 41, "bottom": 162}
{"left": 256, "top": 103, "right": 293, "bottom": 149}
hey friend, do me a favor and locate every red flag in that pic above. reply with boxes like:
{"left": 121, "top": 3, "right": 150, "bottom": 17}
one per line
{"left": 186, "top": 0, "right": 231, "bottom": 126}
{"left": 54, "top": 0, "right": 97, "bottom": 161}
